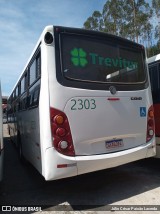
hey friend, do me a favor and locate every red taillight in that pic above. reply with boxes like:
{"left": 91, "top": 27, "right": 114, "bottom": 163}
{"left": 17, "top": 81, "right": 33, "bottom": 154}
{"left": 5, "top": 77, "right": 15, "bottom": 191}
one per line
{"left": 50, "top": 107, "right": 75, "bottom": 156}
{"left": 56, "top": 128, "right": 66, "bottom": 137}
{"left": 146, "top": 105, "right": 155, "bottom": 143}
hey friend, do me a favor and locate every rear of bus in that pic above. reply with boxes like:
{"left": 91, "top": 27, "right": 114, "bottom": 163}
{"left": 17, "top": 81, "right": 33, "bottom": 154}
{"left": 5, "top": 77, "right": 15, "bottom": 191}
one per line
{"left": 44, "top": 26, "right": 155, "bottom": 180}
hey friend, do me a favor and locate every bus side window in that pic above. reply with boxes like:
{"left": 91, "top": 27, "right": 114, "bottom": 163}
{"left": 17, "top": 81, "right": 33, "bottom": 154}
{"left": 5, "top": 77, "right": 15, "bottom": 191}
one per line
{"left": 32, "top": 85, "right": 40, "bottom": 107}
{"left": 28, "top": 90, "right": 34, "bottom": 108}
{"left": 29, "top": 60, "right": 36, "bottom": 86}
{"left": 19, "top": 93, "right": 27, "bottom": 111}
{"left": 27, "top": 93, "right": 32, "bottom": 108}
{"left": 21, "top": 78, "right": 25, "bottom": 94}
{"left": 29, "top": 50, "right": 41, "bottom": 87}
{"left": 36, "top": 52, "right": 41, "bottom": 77}
{"left": 28, "top": 80, "right": 40, "bottom": 109}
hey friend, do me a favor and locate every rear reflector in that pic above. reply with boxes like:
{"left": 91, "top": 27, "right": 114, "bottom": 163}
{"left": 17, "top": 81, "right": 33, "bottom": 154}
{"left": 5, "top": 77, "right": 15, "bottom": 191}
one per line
{"left": 57, "top": 164, "right": 68, "bottom": 168}
{"left": 57, "top": 163, "right": 77, "bottom": 168}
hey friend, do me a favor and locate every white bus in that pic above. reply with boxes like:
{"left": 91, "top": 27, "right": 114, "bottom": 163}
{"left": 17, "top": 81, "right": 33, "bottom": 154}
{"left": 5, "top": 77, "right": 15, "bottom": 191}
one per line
{"left": 147, "top": 54, "right": 160, "bottom": 157}
{"left": 8, "top": 26, "right": 155, "bottom": 181}
{"left": 0, "top": 83, "right": 4, "bottom": 181}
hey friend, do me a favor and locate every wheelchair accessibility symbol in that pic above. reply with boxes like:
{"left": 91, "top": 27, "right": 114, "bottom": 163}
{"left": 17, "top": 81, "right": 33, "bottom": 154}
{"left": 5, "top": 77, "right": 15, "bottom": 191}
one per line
{"left": 140, "top": 107, "right": 146, "bottom": 117}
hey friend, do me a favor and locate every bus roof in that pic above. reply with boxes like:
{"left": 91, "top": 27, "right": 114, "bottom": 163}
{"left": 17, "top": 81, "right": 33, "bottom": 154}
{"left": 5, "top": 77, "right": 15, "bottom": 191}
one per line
{"left": 147, "top": 54, "right": 160, "bottom": 64}
{"left": 8, "top": 25, "right": 145, "bottom": 99}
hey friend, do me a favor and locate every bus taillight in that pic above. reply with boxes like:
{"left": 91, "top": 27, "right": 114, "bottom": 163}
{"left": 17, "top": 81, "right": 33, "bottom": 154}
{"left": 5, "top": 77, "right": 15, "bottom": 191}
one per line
{"left": 50, "top": 107, "right": 75, "bottom": 156}
{"left": 146, "top": 106, "right": 155, "bottom": 143}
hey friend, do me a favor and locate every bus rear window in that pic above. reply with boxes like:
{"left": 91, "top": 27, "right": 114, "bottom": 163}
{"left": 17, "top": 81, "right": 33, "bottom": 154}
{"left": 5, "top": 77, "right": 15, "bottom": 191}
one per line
{"left": 60, "top": 34, "right": 146, "bottom": 84}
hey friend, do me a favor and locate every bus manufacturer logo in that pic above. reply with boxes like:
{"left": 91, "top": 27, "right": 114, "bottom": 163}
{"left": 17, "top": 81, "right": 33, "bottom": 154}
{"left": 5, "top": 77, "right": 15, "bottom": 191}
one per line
{"left": 109, "top": 86, "right": 117, "bottom": 95}
{"left": 131, "top": 97, "right": 142, "bottom": 100}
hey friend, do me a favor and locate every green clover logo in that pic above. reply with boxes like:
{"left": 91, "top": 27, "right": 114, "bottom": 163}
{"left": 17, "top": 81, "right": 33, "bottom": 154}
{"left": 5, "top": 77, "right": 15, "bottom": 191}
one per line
{"left": 71, "top": 48, "right": 88, "bottom": 67}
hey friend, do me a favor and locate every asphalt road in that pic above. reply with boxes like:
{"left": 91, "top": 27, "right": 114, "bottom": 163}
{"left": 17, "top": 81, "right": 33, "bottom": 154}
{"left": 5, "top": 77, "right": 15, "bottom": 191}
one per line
{"left": 1, "top": 124, "right": 160, "bottom": 214}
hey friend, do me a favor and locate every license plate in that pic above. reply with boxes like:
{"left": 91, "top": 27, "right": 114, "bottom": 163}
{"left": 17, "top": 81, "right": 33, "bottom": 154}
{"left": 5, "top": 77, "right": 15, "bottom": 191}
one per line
{"left": 105, "top": 139, "right": 124, "bottom": 149}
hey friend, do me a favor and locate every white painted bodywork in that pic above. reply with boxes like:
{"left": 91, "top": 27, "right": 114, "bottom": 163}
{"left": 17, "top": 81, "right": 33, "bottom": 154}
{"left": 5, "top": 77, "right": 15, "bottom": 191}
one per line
{"left": 8, "top": 26, "right": 156, "bottom": 181}
{"left": 147, "top": 54, "right": 160, "bottom": 64}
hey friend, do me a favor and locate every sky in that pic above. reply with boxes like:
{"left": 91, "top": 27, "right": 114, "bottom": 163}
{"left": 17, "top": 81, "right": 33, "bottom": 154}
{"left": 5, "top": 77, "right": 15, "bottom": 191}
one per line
{"left": 0, "top": 0, "right": 106, "bottom": 96}
{"left": 0, "top": 0, "right": 153, "bottom": 96}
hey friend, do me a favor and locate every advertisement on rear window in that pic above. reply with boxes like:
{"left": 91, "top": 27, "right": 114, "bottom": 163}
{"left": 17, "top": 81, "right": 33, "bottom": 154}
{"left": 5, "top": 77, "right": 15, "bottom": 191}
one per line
{"left": 61, "top": 34, "right": 146, "bottom": 84}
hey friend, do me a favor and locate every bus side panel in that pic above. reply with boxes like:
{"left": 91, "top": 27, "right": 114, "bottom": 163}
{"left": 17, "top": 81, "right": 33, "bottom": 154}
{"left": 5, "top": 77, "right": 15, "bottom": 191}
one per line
{"left": 154, "top": 104, "right": 160, "bottom": 137}
{"left": 19, "top": 108, "right": 41, "bottom": 173}
{"left": 39, "top": 43, "right": 54, "bottom": 178}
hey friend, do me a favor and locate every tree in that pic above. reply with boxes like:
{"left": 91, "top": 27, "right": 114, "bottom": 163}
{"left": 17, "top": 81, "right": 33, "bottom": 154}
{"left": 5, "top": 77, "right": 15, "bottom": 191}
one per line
{"left": 83, "top": 0, "right": 153, "bottom": 43}
{"left": 120, "top": 0, "right": 153, "bottom": 43}
{"left": 152, "top": 0, "right": 160, "bottom": 17}
{"left": 146, "top": 42, "right": 160, "bottom": 57}
{"left": 155, "top": 25, "right": 160, "bottom": 40}
{"left": 83, "top": 11, "right": 103, "bottom": 31}
{"left": 102, "top": 0, "right": 125, "bottom": 36}
{"left": 152, "top": 0, "right": 160, "bottom": 41}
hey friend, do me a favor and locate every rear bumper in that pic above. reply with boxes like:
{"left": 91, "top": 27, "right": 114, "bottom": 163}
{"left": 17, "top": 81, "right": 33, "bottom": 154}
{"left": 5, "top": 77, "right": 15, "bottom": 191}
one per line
{"left": 0, "top": 149, "right": 4, "bottom": 181}
{"left": 44, "top": 139, "right": 155, "bottom": 181}
{"left": 76, "top": 140, "right": 155, "bottom": 175}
